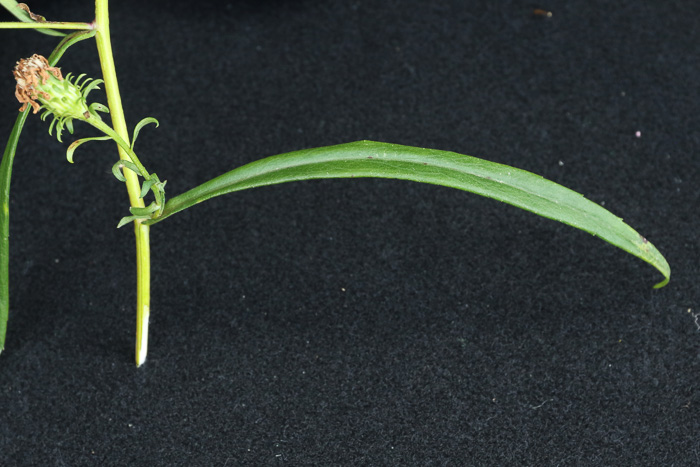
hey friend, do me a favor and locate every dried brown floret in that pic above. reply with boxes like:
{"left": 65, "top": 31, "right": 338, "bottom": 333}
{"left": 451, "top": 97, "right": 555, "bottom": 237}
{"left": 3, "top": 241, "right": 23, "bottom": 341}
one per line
{"left": 13, "top": 54, "right": 63, "bottom": 113}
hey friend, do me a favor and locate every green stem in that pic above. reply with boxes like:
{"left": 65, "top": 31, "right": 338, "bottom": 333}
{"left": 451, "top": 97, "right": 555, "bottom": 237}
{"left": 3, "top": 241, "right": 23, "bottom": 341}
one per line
{"left": 0, "top": 21, "right": 93, "bottom": 30}
{"left": 93, "top": 0, "right": 150, "bottom": 366}
{"left": 87, "top": 117, "right": 151, "bottom": 179}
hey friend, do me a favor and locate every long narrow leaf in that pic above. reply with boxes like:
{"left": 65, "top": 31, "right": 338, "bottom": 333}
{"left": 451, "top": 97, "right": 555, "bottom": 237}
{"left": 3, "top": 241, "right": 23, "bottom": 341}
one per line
{"left": 149, "top": 140, "right": 669, "bottom": 287}
{"left": 0, "top": 109, "right": 29, "bottom": 353}
{"left": 0, "top": 31, "right": 97, "bottom": 352}
{"left": 48, "top": 29, "right": 96, "bottom": 64}
{"left": 0, "top": 0, "right": 66, "bottom": 37}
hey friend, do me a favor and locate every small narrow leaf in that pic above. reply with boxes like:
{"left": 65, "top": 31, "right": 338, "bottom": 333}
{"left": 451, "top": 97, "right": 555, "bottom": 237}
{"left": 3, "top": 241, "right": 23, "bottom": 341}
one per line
{"left": 112, "top": 162, "right": 127, "bottom": 182}
{"left": 149, "top": 141, "right": 670, "bottom": 287}
{"left": 140, "top": 179, "right": 155, "bottom": 199}
{"left": 117, "top": 216, "right": 139, "bottom": 229}
{"left": 117, "top": 205, "right": 160, "bottom": 229}
{"left": 66, "top": 136, "right": 112, "bottom": 163}
{"left": 111, "top": 160, "right": 141, "bottom": 182}
{"left": 129, "top": 202, "right": 160, "bottom": 217}
{"left": 131, "top": 117, "right": 159, "bottom": 150}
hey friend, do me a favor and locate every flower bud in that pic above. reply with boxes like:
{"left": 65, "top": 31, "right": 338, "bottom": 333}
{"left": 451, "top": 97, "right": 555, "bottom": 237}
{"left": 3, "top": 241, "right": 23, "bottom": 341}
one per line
{"left": 13, "top": 54, "right": 90, "bottom": 119}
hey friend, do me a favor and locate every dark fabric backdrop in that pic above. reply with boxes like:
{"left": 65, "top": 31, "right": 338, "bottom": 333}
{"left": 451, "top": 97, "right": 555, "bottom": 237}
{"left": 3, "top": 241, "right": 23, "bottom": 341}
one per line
{"left": 1, "top": 1, "right": 698, "bottom": 465}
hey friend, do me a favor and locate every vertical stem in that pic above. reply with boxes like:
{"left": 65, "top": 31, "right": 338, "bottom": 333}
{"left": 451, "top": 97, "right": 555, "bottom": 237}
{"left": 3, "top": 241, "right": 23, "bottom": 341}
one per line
{"left": 93, "top": 0, "right": 151, "bottom": 366}
{"left": 135, "top": 225, "right": 150, "bottom": 365}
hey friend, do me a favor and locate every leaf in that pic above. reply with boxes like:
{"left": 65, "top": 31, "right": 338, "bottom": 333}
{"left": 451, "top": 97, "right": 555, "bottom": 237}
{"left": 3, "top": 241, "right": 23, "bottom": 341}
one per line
{"left": 129, "top": 202, "right": 159, "bottom": 217}
{"left": 111, "top": 160, "right": 141, "bottom": 182}
{"left": 116, "top": 203, "right": 159, "bottom": 229}
{"left": 66, "top": 136, "right": 112, "bottom": 163}
{"left": 0, "top": 30, "right": 97, "bottom": 353}
{"left": 0, "top": 0, "right": 66, "bottom": 37}
{"left": 140, "top": 179, "right": 155, "bottom": 199}
{"left": 48, "top": 30, "right": 96, "bottom": 64}
{"left": 130, "top": 117, "right": 159, "bottom": 150}
{"left": 117, "top": 216, "right": 140, "bottom": 229}
{"left": 148, "top": 141, "right": 670, "bottom": 287}
{"left": 0, "top": 110, "right": 29, "bottom": 353}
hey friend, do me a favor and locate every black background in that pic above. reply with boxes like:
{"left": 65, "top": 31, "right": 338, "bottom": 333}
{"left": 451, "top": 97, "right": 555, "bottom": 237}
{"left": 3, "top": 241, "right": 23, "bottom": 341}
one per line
{"left": 1, "top": 1, "right": 698, "bottom": 465}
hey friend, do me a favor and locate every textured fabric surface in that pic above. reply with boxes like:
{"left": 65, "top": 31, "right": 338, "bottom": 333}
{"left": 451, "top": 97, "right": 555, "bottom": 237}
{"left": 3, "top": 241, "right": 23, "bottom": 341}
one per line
{"left": 0, "top": 1, "right": 698, "bottom": 465}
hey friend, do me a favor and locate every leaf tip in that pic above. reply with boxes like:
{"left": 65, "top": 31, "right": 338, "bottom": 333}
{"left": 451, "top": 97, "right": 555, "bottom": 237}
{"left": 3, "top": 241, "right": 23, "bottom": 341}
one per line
{"left": 116, "top": 217, "right": 133, "bottom": 229}
{"left": 652, "top": 275, "right": 670, "bottom": 289}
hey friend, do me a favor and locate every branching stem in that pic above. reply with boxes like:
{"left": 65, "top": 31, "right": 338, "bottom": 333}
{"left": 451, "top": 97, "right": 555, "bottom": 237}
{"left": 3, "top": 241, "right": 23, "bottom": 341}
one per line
{"left": 88, "top": 117, "right": 151, "bottom": 179}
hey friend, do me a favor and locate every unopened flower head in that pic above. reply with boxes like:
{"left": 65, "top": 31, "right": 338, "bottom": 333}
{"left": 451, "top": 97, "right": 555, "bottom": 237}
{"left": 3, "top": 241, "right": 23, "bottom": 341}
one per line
{"left": 13, "top": 54, "right": 108, "bottom": 141}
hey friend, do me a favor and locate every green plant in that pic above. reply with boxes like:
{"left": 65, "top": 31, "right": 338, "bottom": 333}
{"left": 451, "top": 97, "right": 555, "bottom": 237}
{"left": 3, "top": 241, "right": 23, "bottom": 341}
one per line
{"left": 0, "top": 0, "right": 670, "bottom": 366}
